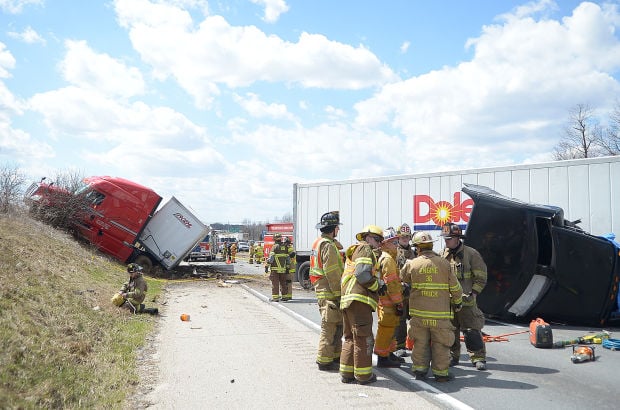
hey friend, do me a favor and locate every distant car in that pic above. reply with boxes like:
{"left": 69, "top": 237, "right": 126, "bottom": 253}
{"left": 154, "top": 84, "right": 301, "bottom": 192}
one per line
{"left": 237, "top": 241, "right": 250, "bottom": 252}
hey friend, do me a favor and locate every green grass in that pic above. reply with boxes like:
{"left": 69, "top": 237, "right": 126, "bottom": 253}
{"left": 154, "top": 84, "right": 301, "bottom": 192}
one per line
{"left": 0, "top": 214, "right": 162, "bottom": 408}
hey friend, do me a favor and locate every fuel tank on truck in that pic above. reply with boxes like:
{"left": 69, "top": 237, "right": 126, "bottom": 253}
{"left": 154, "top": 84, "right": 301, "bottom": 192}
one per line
{"left": 462, "top": 183, "right": 620, "bottom": 326}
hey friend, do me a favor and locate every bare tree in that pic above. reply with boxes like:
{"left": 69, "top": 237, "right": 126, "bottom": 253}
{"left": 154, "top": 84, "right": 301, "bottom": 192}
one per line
{"left": 27, "top": 169, "right": 89, "bottom": 230}
{"left": 554, "top": 104, "right": 603, "bottom": 160}
{"left": 281, "top": 212, "right": 293, "bottom": 222}
{"left": 0, "top": 163, "right": 26, "bottom": 214}
{"left": 599, "top": 101, "right": 620, "bottom": 156}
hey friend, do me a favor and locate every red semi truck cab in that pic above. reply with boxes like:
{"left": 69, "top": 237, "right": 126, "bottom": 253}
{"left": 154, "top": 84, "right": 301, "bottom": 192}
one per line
{"left": 75, "top": 176, "right": 162, "bottom": 264}
{"left": 26, "top": 176, "right": 162, "bottom": 264}
{"left": 25, "top": 175, "right": 209, "bottom": 272}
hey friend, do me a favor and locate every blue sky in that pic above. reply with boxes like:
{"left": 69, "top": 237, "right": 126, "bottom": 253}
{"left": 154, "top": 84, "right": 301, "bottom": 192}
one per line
{"left": 1, "top": 0, "right": 619, "bottom": 224}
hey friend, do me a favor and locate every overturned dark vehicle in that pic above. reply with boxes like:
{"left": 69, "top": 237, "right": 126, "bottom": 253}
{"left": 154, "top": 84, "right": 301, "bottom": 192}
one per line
{"left": 462, "top": 184, "right": 620, "bottom": 326}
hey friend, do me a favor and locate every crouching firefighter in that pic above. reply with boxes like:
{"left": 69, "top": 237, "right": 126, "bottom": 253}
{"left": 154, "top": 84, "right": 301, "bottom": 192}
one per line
{"left": 111, "top": 263, "right": 158, "bottom": 315}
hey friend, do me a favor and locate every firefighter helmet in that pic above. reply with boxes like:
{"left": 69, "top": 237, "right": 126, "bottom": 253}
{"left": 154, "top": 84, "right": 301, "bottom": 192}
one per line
{"left": 441, "top": 222, "right": 465, "bottom": 239}
{"left": 356, "top": 224, "right": 384, "bottom": 241}
{"left": 283, "top": 236, "right": 291, "bottom": 243}
{"left": 274, "top": 233, "right": 282, "bottom": 242}
{"left": 316, "top": 211, "right": 342, "bottom": 229}
{"left": 127, "top": 263, "right": 143, "bottom": 273}
{"left": 412, "top": 231, "right": 437, "bottom": 246}
{"left": 397, "top": 223, "right": 412, "bottom": 237}
{"left": 111, "top": 293, "right": 125, "bottom": 307}
{"left": 382, "top": 227, "right": 399, "bottom": 244}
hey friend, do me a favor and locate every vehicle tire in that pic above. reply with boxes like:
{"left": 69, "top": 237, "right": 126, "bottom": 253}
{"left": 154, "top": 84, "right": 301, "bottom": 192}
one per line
{"left": 297, "top": 261, "right": 311, "bottom": 290}
{"left": 133, "top": 254, "right": 154, "bottom": 274}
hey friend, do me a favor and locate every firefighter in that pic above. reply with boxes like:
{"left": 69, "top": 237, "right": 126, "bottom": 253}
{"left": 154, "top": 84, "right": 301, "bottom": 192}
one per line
{"left": 118, "top": 263, "right": 148, "bottom": 313}
{"left": 254, "top": 242, "right": 264, "bottom": 265}
{"left": 230, "top": 241, "right": 238, "bottom": 263}
{"left": 340, "top": 224, "right": 385, "bottom": 385}
{"left": 373, "top": 227, "right": 405, "bottom": 368}
{"left": 393, "top": 223, "right": 415, "bottom": 357}
{"left": 310, "top": 211, "right": 344, "bottom": 371}
{"left": 249, "top": 242, "right": 255, "bottom": 264}
{"left": 401, "top": 231, "right": 463, "bottom": 382}
{"left": 283, "top": 236, "right": 296, "bottom": 301}
{"left": 441, "top": 222, "right": 489, "bottom": 370}
{"left": 266, "top": 233, "right": 290, "bottom": 301}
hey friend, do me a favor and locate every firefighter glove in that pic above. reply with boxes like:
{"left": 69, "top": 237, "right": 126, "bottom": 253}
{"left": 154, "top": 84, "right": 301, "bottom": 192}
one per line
{"left": 401, "top": 282, "right": 411, "bottom": 298}
{"left": 453, "top": 303, "right": 463, "bottom": 313}
{"left": 463, "top": 292, "right": 476, "bottom": 303}
{"left": 264, "top": 265, "right": 269, "bottom": 273}
{"left": 395, "top": 303, "right": 404, "bottom": 316}
{"left": 377, "top": 279, "right": 388, "bottom": 296}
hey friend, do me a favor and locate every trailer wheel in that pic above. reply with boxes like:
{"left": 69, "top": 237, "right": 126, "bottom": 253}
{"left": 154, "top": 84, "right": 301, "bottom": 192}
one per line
{"left": 297, "top": 261, "right": 312, "bottom": 290}
{"left": 134, "top": 255, "right": 153, "bottom": 275}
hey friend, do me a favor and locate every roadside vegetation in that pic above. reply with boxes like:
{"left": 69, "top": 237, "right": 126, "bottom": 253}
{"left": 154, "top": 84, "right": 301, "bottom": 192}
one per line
{"left": 0, "top": 213, "right": 162, "bottom": 408}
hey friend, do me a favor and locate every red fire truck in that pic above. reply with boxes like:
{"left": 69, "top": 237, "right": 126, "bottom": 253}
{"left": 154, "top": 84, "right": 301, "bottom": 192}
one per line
{"left": 262, "top": 222, "right": 293, "bottom": 260}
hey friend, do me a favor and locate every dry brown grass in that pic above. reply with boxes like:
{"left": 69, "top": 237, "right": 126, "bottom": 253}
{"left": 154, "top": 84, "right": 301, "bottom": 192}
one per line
{"left": 0, "top": 213, "right": 160, "bottom": 408}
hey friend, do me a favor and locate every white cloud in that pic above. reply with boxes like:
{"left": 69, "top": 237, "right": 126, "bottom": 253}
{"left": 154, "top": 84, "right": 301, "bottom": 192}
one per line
{"left": 0, "top": 42, "right": 51, "bottom": 165}
{"left": 233, "top": 92, "right": 296, "bottom": 120}
{"left": 0, "top": 0, "right": 42, "bottom": 14}
{"left": 354, "top": 0, "right": 620, "bottom": 170}
{"left": 324, "top": 105, "right": 346, "bottom": 120}
{"left": 7, "top": 26, "right": 46, "bottom": 44}
{"left": 113, "top": 0, "right": 398, "bottom": 108}
{"left": 59, "top": 40, "right": 145, "bottom": 98}
{"left": 249, "top": 0, "right": 289, "bottom": 23}
{"left": 0, "top": 42, "right": 16, "bottom": 78}
{"left": 400, "top": 41, "right": 410, "bottom": 54}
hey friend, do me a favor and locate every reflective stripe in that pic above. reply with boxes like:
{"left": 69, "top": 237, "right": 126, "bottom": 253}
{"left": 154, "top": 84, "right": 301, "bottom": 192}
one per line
{"left": 354, "top": 366, "right": 373, "bottom": 377}
{"left": 411, "top": 283, "right": 450, "bottom": 290}
{"left": 409, "top": 308, "right": 453, "bottom": 319}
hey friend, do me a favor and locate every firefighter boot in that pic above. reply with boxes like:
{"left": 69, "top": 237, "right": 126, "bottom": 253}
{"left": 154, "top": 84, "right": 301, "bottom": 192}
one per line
{"left": 389, "top": 352, "right": 406, "bottom": 363}
{"left": 377, "top": 355, "right": 401, "bottom": 368}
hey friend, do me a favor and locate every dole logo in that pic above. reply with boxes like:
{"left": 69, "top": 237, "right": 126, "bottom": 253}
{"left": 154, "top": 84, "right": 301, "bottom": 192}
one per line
{"left": 413, "top": 192, "right": 473, "bottom": 230}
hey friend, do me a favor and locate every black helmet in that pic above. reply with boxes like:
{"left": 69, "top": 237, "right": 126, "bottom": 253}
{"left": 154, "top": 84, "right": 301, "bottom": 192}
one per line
{"left": 127, "top": 263, "right": 143, "bottom": 273}
{"left": 315, "top": 211, "right": 342, "bottom": 229}
{"left": 441, "top": 222, "right": 465, "bottom": 239}
{"left": 274, "top": 233, "right": 282, "bottom": 242}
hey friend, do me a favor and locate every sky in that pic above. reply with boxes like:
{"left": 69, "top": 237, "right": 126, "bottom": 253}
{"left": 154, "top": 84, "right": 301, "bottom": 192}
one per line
{"left": 1, "top": 0, "right": 620, "bottom": 225}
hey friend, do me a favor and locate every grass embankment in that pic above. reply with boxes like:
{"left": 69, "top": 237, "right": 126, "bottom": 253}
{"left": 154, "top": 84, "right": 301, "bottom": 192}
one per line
{"left": 0, "top": 214, "right": 162, "bottom": 408}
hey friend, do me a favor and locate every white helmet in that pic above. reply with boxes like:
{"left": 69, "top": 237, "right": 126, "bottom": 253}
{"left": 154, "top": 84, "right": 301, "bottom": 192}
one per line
{"left": 412, "top": 231, "right": 436, "bottom": 246}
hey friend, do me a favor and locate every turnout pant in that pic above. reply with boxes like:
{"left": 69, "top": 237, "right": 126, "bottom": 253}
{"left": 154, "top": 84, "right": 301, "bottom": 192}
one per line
{"left": 451, "top": 305, "right": 486, "bottom": 363}
{"left": 340, "top": 301, "right": 374, "bottom": 382}
{"left": 269, "top": 271, "right": 288, "bottom": 300}
{"left": 393, "top": 299, "right": 409, "bottom": 350}
{"left": 316, "top": 299, "right": 343, "bottom": 365}
{"left": 409, "top": 320, "right": 455, "bottom": 377}
{"left": 374, "top": 305, "right": 399, "bottom": 357}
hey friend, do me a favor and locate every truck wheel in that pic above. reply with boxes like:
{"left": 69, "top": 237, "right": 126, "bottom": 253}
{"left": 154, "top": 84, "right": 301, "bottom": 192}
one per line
{"left": 134, "top": 255, "right": 153, "bottom": 274}
{"left": 297, "top": 261, "right": 311, "bottom": 290}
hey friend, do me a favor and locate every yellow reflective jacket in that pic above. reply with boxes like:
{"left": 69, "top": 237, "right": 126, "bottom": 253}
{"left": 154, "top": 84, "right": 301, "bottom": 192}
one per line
{"left": 340, "top": 242, "right": 380, "bottom": 311}
{"left": 378, "top": 249, "right": 403, "bottom": 308}
{"left": 310, "top": 235, "right": 343, "bottom": 300}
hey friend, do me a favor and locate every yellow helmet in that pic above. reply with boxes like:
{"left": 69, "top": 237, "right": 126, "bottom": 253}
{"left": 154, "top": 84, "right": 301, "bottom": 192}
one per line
{"left": 111, "top": 293, "right": 125, "bottom": 307}
{"left": 356, "top": 224, "right": 384, "bottom": 241}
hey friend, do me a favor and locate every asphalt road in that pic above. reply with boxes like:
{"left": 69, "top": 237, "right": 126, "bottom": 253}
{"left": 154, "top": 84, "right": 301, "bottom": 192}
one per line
{"left": 224, "top": 257, "right": 620, "bottom": 410}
